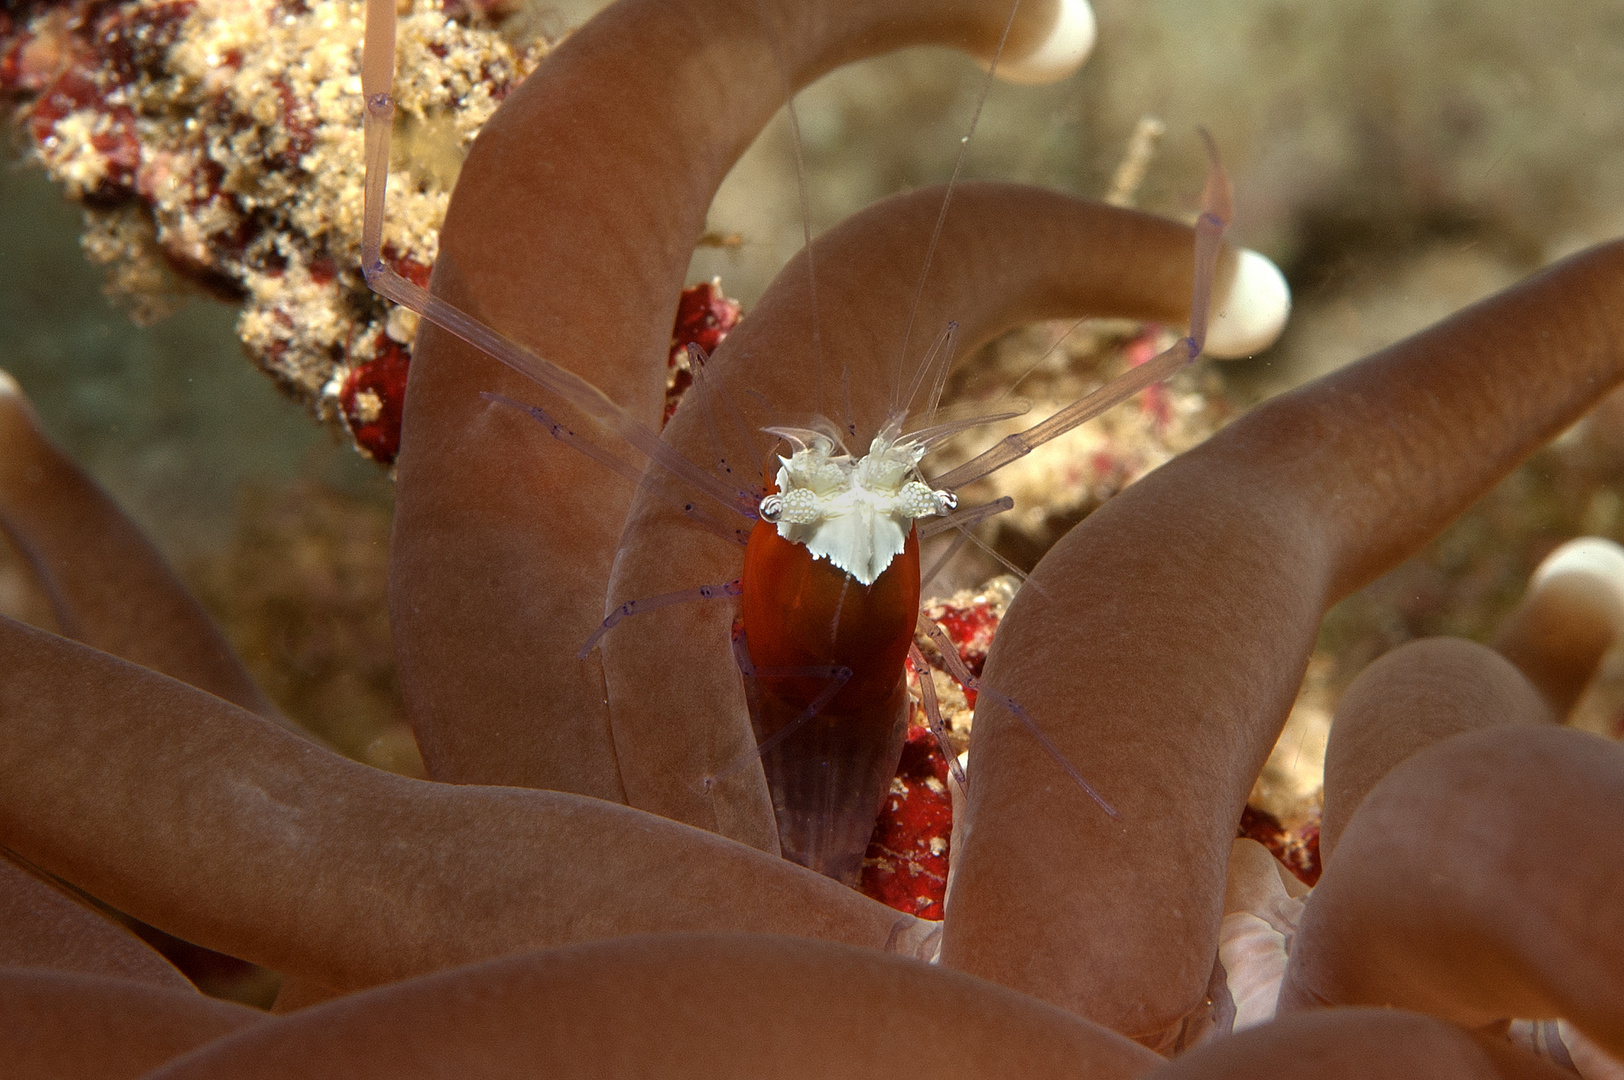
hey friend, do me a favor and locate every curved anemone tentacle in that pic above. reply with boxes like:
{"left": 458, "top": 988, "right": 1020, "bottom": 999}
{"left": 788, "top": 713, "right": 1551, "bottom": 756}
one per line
{"left": 0, "top": 969, "right": 264, "bottom": 1080}
{"left": 0, "top": 849, "right": 192, "bottom": 990}
{"left": 940, "top": 238, "right": 1624, "bottom": 1046}
{"left": 383, "top": 0, "right": 1084, "bottom": 842}
{"left": 1279, "top": 725, "right": 1624, "bottom": 1061}
{"left": 601, "top": 181, "right": 1273, "bottom": 838}
{"left": 140, "top": 935, "right": 1161, "bottom": 1080}
{"left": 1142, "top": 1007, "right": 1567, "bottom": 1080}
{"left": 1492, "top": 536, "right": 1624, "bottom": 720}
{"left": 1318, "top": 637, "right": 1552, "bottom": 861}
{"left": 0, "top": 372, "right": 286, "bottom": 727}
{"left": 1218, "top": 638, "right": 1553, "bottom": 1028}
{"left": 0, "top": 616, "right": 940, "bottom": 994}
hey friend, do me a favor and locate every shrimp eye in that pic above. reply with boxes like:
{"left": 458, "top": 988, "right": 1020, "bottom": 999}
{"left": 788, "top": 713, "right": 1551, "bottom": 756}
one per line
{"left": 898, "top": 481, "right": 956, "bottom": 519}
{"left": 759, "top": 488, "right": 819, "bottom": 525}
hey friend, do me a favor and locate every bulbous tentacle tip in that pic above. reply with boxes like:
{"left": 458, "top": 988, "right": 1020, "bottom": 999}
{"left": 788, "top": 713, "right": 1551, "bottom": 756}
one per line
{"left": 1530, "top": 535, "right": 1624, "bottom": 605}
{"left": 988, "top": 0, "right": 1097, "bottom": 85}
{"left": 1496, "top": 536, "right": 1624, "bottom": 719}
{"left": 1524, "top": 535, "right": 1624, "bottom": 644}
{"left": 0, "top": 368, "right": 45, "bottom": 437}
{"left": 1205, "top": 248, "right": 1292, "bottom": 359}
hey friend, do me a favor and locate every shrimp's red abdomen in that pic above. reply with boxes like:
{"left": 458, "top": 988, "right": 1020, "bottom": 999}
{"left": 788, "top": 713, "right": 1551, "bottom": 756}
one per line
{"left": 738, "top": 517, "right": 921, "bottom": 883}
{"left": 741, "top": 518, "right": 920, "bottom": 710}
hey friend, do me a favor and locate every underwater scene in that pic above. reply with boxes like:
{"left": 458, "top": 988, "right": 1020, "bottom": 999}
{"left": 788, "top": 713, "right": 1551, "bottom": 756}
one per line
{"left": 3, "top": 0, "right": 1624, "bottom": 1073}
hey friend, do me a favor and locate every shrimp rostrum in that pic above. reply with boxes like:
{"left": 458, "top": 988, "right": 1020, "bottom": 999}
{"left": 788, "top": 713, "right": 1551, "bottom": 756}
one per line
{"left": 360, "top": 0, "right": 1291, "bottom": 885}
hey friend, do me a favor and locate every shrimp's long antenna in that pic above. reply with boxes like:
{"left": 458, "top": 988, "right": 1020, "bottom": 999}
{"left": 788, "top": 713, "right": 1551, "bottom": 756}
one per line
{"left": 927, "top": 129, "right": 1234, "bottom": 493}
{"left": 684, "top": 345, "right": 745, "bottom": 487}
{"left": 920, "top": 498, "right": 1016, "bottom": 588}
{"left": 688, "top": 344, "right": 769, "bottom": 467}
{"left": 897, "top": 322, "right": 959, "bottom": 423}
{"left": 751, "top": 0, "right": 827, "bottom": 423}
{"left": 922, "top": 316, "right": 962, "bottom": 426}
{"left": 917, "top": 614, "right": 1116, "bottom": 816}
{"left": 891, "top": 0, "right": 1025, "bottom": 413}
{"left": 920, "top": 531, "right": 974, "bottom": 591}
{"left": 1000, "top": 318, "right": 1085, "bottom": 400}
{"left": 359, "top": 1, "right": 756, "bottom": 521}
{"left": 954, "top": 525, "right": 1045, "bottom": 599}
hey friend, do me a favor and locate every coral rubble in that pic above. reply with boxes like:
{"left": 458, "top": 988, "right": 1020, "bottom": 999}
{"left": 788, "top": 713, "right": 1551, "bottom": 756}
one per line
{"left": 1, "top": 0, "right": 544, "bottom": 463}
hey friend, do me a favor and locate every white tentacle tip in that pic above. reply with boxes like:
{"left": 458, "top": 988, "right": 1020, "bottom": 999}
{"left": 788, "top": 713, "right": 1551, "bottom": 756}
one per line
{"left": 1205, "top": 248, "right": 1292, "bottom": 359}
{"left": 990, "top": 0, "right": 1096, "bottom": 85}
{"left": 1531, "top": 537, "right": 1624, "bottom": 592}
{"left": 1528, "top": 537, "right": 1624, "bottom": 630}
{"left": 0, "top": 369, "right": 19, "bottom": 398}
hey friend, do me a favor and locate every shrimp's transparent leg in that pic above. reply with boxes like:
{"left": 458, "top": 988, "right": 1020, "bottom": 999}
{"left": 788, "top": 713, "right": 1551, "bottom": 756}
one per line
{"left": 482, "top": 393, "right": 749, "bottom": 546}
{"left": 358, "top": 0, "right": 756, "bottom": 520}
{"left": 918, "top": 496, "right": 1015, "bottom": 590}
{"left": 700, "top": 636, "right": 853, "bottom": 791}
{"left": 909, "top": 644, "right": 968, "bottom": 790}
{"left": 579, "top": 580, "right": 744, "bottom": 659}
{"left": 918, "top": 496, "right": 1015, "bottom": 541}
{"left": 927, "top": 129, "right": 1234, "bottom": 494}
{"left": 917, "top": 614, "right": 1118, "bottom": 817}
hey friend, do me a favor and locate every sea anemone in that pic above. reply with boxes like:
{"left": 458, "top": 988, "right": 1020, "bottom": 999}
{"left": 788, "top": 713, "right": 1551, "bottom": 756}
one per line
{"left": 4, "top": 0, "right": 1624, "bottom": 1074}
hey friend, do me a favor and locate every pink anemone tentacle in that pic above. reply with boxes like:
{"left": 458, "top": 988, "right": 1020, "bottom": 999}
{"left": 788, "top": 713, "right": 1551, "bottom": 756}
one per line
{"left": 0, "top": 371, "right": 286, "bottom": 727}
{"left": 1317, "top": 637, "right": 1553, "bottom": 861}
{"left": 1, "top": 848, "right": 191, "bottom": 990}
{"left": 1140, "top": 1006, "right": 1567, "bottom": 1080}
{"left": 140, "top": 934, "right": 1161, "bottom": 1080}
{"left": 1279, "top": 725, "right": 1624, "bottom": 1060}
{"left": 0, "top": 969, "right": 263, "bottom": 1080}
{"left": 0, "top": 616, "right": 940, "bottom": 995}
{"left": 939, "top": 238, "right": 1624, "bottom": 1046}
{"left": 600, "top": 181, "right": 1263, "bottom": 843}
{"left": 378, "top": 0, "right": 1083, "bottom": 823}
{"left": 1492, "top": 536, "right": 1624, "bottom": 719}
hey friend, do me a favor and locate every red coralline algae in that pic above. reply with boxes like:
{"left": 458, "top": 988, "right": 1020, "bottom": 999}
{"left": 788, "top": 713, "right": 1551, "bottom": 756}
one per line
{"left": 9, "top": 2, "right": 190, "bottom": 204}
{"left": 859, "top": 717, "right": 954, "bottom": 920}
{"left": 855, "top": 592, "right": 1001, "bottom": 919}
{"left": 384, "top": 250, "right": 433, "bottom": 291}
{"left": 337, "top": 336, "right": 410, "bottom": 464}
{"left": 664, "top": 278, "right": 743, "bottom": 426}
{"left": 1124, "top": 326, "right": 1174, "bottom": 430}
{"left": 0, "top": 0, "right": 542, "bottom": 452}
{"left": 1238, "top": 804, "right": 1321, "bottom": 887}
